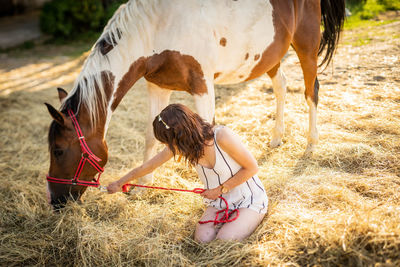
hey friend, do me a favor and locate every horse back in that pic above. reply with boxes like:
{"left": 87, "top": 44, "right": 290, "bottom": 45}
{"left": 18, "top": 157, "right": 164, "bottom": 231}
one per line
{"left": 143, "top": 0, "right": 319, "bottom": 90}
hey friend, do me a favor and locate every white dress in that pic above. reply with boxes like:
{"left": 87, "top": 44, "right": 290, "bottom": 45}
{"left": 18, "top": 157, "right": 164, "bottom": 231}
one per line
{"left": 194, "top": 126, "right": 268, "bottom": 214}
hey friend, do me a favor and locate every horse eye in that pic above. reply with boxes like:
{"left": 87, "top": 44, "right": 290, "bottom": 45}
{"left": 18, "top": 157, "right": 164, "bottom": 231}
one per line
{"left": 53, "top": 149, "right": 64, "bottom": 157}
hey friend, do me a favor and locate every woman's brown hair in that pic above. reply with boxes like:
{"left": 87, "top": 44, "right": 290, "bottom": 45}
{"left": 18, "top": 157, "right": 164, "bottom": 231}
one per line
{"left": 153, "top": 104, "right": 214, "bottom": 166}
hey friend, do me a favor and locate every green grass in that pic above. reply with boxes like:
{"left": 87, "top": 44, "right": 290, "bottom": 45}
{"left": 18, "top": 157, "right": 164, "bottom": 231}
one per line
{"left": 344, "top": 18, "right": 397, "bottom": 30}
{"left": 342, "top": 17, "right": 399, "bottom": 46}
{"left": 344, "top": 0, "right": 400, "bottom": 30}
{"left": 352, "top": 36, "right": 372, "bottom": 46}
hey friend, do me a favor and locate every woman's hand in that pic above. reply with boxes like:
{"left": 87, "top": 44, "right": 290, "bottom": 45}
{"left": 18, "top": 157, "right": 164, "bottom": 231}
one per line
{"left": 107, "top": 181, "right": 123, "bottom": 194}
{"left": 200, "top": 187, "right": 222, "bottom": 200}
{"left": 106, "top": 147, "right": 174, "bottom": 194}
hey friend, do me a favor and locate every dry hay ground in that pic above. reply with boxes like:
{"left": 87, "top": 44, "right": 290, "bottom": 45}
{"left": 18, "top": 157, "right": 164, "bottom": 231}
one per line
{"left": 0, "top": 19, "right": 400, "bottom": 266}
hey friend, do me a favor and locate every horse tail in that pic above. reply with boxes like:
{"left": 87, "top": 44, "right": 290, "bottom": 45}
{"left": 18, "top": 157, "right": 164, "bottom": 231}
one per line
{"left": 318, "top": 0, "right": 346, "bottom": 67}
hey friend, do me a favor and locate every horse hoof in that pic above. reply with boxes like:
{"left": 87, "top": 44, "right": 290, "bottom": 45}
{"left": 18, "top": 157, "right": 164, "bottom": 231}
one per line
{"left": 270, "top": 139, "right": 282, "bottom": 148}
{"left": 305, "top": 143, "right": 316, "bottom": 155}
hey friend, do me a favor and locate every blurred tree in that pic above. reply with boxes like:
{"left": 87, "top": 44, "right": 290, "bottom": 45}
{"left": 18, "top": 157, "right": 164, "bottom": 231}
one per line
{"left": 0, "top": 0, "right": 26, "bottom": 16}
{"left": 40, "top": 0, "right": 127, "bottom": 39}
{"left": 378, "top": 0, "right": 400, "bottom": 10}
{"left": 346, "top": 0, "right": 399, "bottom": 20}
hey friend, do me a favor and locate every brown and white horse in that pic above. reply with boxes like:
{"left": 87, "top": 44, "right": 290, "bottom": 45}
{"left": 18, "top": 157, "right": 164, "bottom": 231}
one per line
{"left": 45, "top": 0, "right": 345, "bottom": 208}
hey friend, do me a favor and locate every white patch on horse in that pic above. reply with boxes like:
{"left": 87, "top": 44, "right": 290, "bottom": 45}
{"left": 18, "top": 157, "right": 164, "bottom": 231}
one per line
{"left": 210, "top": 0, "right": 275, "bottom": 84}
{"left": 194, "top": 79, "right": 215, "bottom": 123}
{"left": 62, "top": 0, "right": 276, "bottom": 134}
{"left": 150, "top": 0, "right": 275, "bottom": 84}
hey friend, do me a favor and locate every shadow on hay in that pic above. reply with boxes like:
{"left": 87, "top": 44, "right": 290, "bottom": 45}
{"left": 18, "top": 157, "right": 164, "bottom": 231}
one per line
{"left": 291, "top": 144, "right": 399, "bottom": 177}
{"left": 317, "top": 147, "right": 395, "bottom": 174}
{"left": 290, "top": 234, "right": 400, "bottom": 266}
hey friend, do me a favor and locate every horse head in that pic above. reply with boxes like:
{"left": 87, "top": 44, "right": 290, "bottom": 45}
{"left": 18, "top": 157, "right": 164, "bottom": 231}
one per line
{"left": 45, "top": 88, "right": 109, "bottom": 210}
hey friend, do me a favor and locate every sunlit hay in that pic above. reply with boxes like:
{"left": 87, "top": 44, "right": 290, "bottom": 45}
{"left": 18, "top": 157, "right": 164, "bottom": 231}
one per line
{"left": 1, "top": 20, "right": 400, "bottom": 266}
{"left": 0, "top": 52, "right": 88, "bottom": 96}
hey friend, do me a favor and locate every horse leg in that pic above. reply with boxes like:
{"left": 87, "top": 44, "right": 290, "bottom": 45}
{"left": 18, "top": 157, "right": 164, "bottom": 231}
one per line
{"left": 193, "top": 79, "right": 215, "bottom": 123}
{"left": 292, "top": 11, "right": 320, "bottom": 153}
{"left": 136, "top": 82, "right": 171, "bottom": 187}
{"left": 294, "top": 51, "right": 319, "bottom": 153}
{"left": 267, "top": 63, "right": 287, "bottom": 148}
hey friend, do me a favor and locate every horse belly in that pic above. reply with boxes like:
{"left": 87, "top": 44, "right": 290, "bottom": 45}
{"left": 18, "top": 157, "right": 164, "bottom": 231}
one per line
{"left": 211, "top": 0, "right": 276, "bottom": 84}
{"left": 153, "top": 0, "right": 281, "bottom": 85}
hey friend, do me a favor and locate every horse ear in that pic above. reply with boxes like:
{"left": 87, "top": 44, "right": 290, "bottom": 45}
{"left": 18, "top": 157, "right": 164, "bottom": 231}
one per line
{"left": 45, "top": 103, "right": 65, "bottom": 126}
{"left": 57, "top": 87, "right": 68, "bottom": 102}
{"left": 98, "top": 38, "right": 114, "bottom": 55}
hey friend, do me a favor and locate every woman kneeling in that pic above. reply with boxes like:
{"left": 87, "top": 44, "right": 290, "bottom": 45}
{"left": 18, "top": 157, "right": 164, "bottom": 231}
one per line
{"left": 107, "top": 104, "right": 268, "bottom": 242}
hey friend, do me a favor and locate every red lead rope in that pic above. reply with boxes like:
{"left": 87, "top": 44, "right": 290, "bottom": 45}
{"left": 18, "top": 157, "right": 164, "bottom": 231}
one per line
{"left": 121, "top": 184, "right": 239, "bottom": 225}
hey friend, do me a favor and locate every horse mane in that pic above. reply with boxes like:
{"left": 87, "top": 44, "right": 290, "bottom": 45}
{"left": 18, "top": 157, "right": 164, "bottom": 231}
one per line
{"left": 60, "top": 0, "right": 157, "bottom": 127}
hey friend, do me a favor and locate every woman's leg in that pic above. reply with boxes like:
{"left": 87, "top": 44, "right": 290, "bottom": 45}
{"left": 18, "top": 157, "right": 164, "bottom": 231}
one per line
{"left": 194, "top": 206, "right": 219, "bottom": 243}
{"left": 216, "top": 208, "right": 265, "bottom": 241}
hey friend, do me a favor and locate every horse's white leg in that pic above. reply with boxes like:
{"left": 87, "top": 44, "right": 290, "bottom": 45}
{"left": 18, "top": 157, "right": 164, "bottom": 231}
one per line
{"left": 193, "top": 79, "right": 215, "bottom": 123}
{"left": 136, "top": 82, "right": 171, "bottom": 186}
{"left": 292, "top": 14, "right": 320, "bottom": 154}
{"left": 267, "top": 64, "right": 287, "bottom": 148}
{"left": 306, "top": 92, "right": 318, "bottom": 152}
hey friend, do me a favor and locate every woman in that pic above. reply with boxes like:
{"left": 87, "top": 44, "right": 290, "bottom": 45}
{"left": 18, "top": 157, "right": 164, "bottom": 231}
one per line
{"left": 107, "top": 104, "right": 268, "bottom": 242}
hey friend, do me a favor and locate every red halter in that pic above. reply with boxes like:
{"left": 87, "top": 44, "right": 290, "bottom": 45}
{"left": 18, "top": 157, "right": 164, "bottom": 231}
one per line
{"left": 46, "top": 110, "right": 239, "bottom": 224}
{"left": 46, "top": 109, "right": 104, "bottom": 187}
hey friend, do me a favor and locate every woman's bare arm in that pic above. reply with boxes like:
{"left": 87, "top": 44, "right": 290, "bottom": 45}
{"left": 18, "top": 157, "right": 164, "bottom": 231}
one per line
{"left": 107, "top": 146, "right": 173, "bottom": 193}
{"left": 200, "top": 127, "right": 259, "bottom": 200}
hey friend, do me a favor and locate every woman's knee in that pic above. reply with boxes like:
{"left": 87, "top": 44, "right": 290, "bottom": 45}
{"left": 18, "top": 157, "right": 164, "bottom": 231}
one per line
{"left": 215, "top": 209, "right": 266, "bottom": 241}
{"left": 194, "top": 227, "right": 217, "bottom": 243}
{"left": 215, "top": 229, "right": 246, "bottom": 241}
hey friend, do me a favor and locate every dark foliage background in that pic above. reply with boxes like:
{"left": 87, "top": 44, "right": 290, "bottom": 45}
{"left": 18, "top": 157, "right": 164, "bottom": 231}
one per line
{"left": 40, "top": 0, "right": 128, "bottom": 39}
